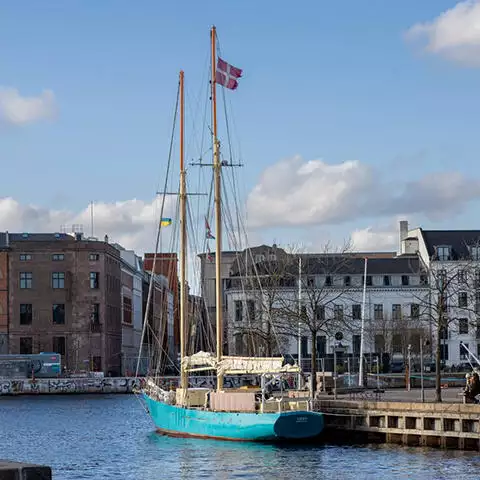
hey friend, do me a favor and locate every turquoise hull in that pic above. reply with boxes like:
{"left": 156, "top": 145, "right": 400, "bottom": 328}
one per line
{"left": 143, "top": 393, "right": 324, "bottom": 442}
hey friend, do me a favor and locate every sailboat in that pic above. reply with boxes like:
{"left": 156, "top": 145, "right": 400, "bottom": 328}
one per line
{"left": 139, "top": 26, "right": 324, "bottom": 442}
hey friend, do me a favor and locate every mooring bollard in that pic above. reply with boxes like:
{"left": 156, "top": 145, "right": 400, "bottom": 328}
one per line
{"left": 0, "top": 459, "right": 52, "bottom": 479}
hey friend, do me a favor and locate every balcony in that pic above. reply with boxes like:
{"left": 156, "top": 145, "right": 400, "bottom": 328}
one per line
{"left": 90, "top": 322, "right": 102, "bottom": 333}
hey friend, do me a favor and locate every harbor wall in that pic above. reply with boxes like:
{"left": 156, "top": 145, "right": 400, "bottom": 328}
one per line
{"left": 0, "top": 374, "right": 259, "bottom": 395}
{"left": 0, "top": 377, "right": 144, "bottom": 395}
{"left": 315, "top": 399, "right": 480, "bottom": 451}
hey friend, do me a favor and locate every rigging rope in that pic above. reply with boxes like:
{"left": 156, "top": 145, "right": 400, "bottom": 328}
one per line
{"left": 135, "top": 78, "right": 180, "bottom": 378}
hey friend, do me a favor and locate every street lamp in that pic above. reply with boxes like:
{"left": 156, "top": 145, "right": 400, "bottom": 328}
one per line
{"left": 407, "top": 344, "right": 412, "bottom": 392}
{"left": 420, "top": 337, "right": 430, "bottom": 403}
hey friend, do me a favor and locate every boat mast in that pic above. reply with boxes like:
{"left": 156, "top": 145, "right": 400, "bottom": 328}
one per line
{"left": 179, "top": 70, "right": 188, "bottom": 394}
{"left": 358, "top": 257, "right": 368, "bottom": 387}
{"left": 211, "top": 25, "right": 224, "bottom": 392}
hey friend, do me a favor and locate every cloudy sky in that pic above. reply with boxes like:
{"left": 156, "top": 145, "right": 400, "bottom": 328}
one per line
{"left": 1, "top": 1, "right": 480, "bottom": 255}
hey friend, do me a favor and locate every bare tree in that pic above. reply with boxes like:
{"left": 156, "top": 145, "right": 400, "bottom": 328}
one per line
{"left": 280, "top": 242, "right": 355, "bottom": 398}
{"left": 227, "top": 246, "right": 296, "bottom": 357}
{"left": 410, "top": 252, "right": 480, "bottom": 402}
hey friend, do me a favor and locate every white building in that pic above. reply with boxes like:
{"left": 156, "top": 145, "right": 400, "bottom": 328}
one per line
{"left": 399, "top": 221, "right": 480, "bottom": 367}
{"left": 115, "top": 245, "right": 144, "bottom": 376}
{"left": 225, "top": 246, "right": 430, "bottom": 367}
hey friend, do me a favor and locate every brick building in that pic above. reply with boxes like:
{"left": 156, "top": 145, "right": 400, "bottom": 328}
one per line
{"left": 0, "top": 245, "right": 8, "bottom": 354}
{"left": 143, "top": 253, "right": 179, "bottom": 354}
{"left": 1, "top": 232, "right": 123, "bottom": 375}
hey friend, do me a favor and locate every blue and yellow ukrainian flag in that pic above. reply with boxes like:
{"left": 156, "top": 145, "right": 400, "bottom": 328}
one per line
{"left": 160, "top": 217, "right": 172, "bottom": 227}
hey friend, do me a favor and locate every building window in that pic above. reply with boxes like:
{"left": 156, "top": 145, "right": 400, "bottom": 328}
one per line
{"left": 52, "top": 254, "right": 64, "bottom": 261}
{"left": 375, "top": 334, "right": 385, "bottom": 353}
{"left": 460, "top": 342, "right": 469, "bottom": 360}
{"left": 316, "top": 336, "right": 326, "bottom": 357}
{"left": 19, "top": 272, "right": 32, "bottom": 289}
{"left": 301, "top": 336, "right": 308, "bottom": 356}
{"left": 52, "top": 336, "right": 66, "bottom": 357}
{"left": 89, "top": 253, "right": 100, "bottom": 261}
{"left": 235, "top": 334, "right": 243, "bottom": 355}
{"left": 91, "top": 303, "right": 100, "bottom": 324}
{"left": 440, "top": 344, "right": 449, "bottom": 362}
{"left": 234, "top": 301, "right": 243, "bottom": 323}
{"left": 52, "top": 272, "right": 65, "bottom": 289}
{"left": 90, "top": 272, "right": 99, "bottom": 289}
{"left": 20, "top": 337, "right": 33, "bottom": 354}
{"left": 334, "top": 304, "right": 343, "bottom": 321}
{"left": 458, "top": 270, "right": 466, "bottom": 284}
{"left": 315, "top": 305, "right": 325, "bottom": 321}
{"left": 410, "top": 303, "right": 420, "bottom": 320}
{"left": 123, "top": 296, "right": 132, "bottom": 324}
{"left": 420, "top": 275, "right": 428, "bottom": 286}
{"left": 352, "top": 335, "right": 361, "bottom": 355}
{"left": 392, "top": 304, "right": 401, "bottom": 321}
{"left": 352, "top": 304, "right": 361, "bottom": 320}
{"left": 436, "top": 246, "right": 451, "bottom": 261}
{"left": 458, "top": 292, "right": 468, "bottom": 308}
{"left": 92, "top": 356, "right": 102, "bottom": 372}
{"left": 307, "top": 277, "right": 315, "bottom": 287}
{"left": 325, "top": 275, "right": 332, "bottom": 286}
{"left": 363, "top": 275, "right": 372, "bottom": 286}
{"left": 374, "top": 304, "right": 383, "bottom": 321}
{"left": 440, "top": 325, "right": 449, "bottom": 341}
{"left": 52, "top": 304, "right": 65, "bottom": 325}
{"left": 19, "top": 254, "right": 32, "bottom": 261}
{"left": 246, "top": 300, "right": 255, "bottom": 321}
{"left": 344, "top": 276, "right": 351, "bottom": 287}
{"left": 383, "top": 275, "right": 390, "bottom": 286}
{"left": 401, "top": 275, "right": 409, "bottom": 286}
{"left": 20, "top": 304, "right": 33, "bottom": 325}
{"left": 470, "top": 246, "right": 480, "bottom": 261}
{"left": 459, "top": 318, "right": 469, "bottom": 335}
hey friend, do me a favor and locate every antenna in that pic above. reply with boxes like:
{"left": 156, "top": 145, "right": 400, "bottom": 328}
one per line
{"left": 90, "top": 201, "right": 94, "bottom": 238}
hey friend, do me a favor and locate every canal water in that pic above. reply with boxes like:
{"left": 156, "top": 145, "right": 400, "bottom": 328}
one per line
{"left": 0, "top": 394, "right": 479, "bottom": 479}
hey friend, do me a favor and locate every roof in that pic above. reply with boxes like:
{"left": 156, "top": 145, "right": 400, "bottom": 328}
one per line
{"left": 230, "top": 253, "right": 423, "bottom": 277}
{"left": 421, "top": 230, "right": 480, "bottom": 260}
{"left": 0, "top": 232, "right": 72, "bottom": 247}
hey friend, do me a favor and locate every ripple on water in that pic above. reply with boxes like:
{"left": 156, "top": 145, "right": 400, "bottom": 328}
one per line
{"left": 0, "top": 395, "right": 478, "bottom": 480}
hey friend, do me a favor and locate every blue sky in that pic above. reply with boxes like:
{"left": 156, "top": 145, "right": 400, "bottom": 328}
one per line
{"left": 1, "top": 1, "right": 480, "bottom": 253}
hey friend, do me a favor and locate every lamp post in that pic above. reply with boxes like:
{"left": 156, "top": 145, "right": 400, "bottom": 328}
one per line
{"left": 407, "top": 344, "right": 412, "bottom": 392}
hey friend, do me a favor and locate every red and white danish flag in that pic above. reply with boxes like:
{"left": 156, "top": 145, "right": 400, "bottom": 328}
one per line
{"left": 215, "top": 57, "right": 242, "bottom": 90}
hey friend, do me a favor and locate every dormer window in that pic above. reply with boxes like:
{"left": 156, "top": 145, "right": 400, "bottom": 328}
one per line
{"left": 436, "top": 246, "right": 451, "bottom": 261}
{"left": 469, "top": 246, "right": 480, "bottom": 261}
{"left": 254, "top": 254, "right": 265, "bottom": 263}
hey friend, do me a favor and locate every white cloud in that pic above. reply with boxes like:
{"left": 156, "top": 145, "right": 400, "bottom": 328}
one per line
{"left": 406, "top": 0, "right": 480, "bottom": 66}
{"left": 0, "top": 196, "right": 176, "bottom": 254}
{"left": 247, "top": 156, "right": 373, "bottom": 228}
{"left": 0, "top": 88, "right": 57, "bottom": 126}
{"left": 247, "top": 155, "right": 480, "bottom": 229}
{"left": 351, "top": 223, "right": 399, "bottom": 252}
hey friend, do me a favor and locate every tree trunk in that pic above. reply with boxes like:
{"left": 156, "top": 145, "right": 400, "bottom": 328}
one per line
{"left": 310, "top": 331, "right": 317, "bottom": 401}
{"left": 266, "top": 320, "right": 272, "bottom": 357}
{"left": 435, "top": 323, "right": 442, "bottom": 402}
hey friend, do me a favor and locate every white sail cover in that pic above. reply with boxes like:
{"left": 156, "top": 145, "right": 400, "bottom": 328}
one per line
{"left": 182, "top": 352, "right": 300, "bottom": 374}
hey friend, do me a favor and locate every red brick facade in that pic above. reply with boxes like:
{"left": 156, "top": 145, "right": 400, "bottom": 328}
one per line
{"left": 8, "top": 235, "right": 122, "bottom": 374}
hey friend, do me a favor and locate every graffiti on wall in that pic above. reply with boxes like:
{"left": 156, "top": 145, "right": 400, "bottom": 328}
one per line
{"left": 0, "top": 377, "right": 145, "bottom": 395}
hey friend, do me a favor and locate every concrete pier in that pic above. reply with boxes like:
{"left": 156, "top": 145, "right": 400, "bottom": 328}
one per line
{"left": 315, "top": 399, "right": 480, "bottom": 450}
{"left": 0, "top": 460, "right": 52, "bottom": 479}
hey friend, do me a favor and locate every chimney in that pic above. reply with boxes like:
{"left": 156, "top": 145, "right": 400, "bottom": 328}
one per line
{"left": 5, "top": 231, "right": 9, "bottom": 247}
{"left": 104, "top": 234, "right": 109, "bottom": 243}
{"left": 399, "top": 220, "right": 408, "bottom": 254}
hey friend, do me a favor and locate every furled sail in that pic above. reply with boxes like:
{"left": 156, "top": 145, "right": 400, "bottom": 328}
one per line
{"left": 182, "top": 352, "right": 300, "bottom": 374}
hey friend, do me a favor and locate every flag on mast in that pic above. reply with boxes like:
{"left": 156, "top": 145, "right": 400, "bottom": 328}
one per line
{"left": 205, "top": 217, "right": 215, "bottom": 239}
{"left": 216, "top": 58, "right": 242, "bottom": 90}
{"left": 160, "top": 217, "right": 172, "bottom": 227}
